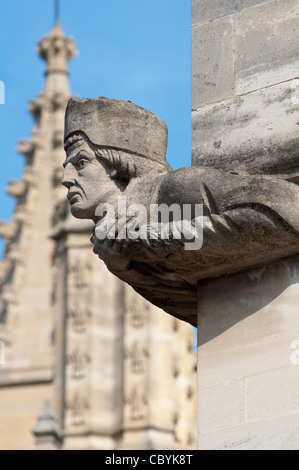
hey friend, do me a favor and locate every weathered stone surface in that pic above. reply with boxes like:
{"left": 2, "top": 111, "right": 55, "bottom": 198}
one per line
{"left": 32, "top": 400, "right": 63, "bottom": 449}
{"left": 192, "top": 17, "right": 234, "bottom": 108}
{"left": 0, "top": 384, "right": 53, "bottom": 450}
{"left": 198, "top": 379, "right": 245, "bottom": 433}
{"left": 246, "top": 366, "right": 299, "bottom": 421}
{"left": 63, "top": 97, "right": 299, "bottom": 327}
{"left": 198, "top": 411, "right": 299, "bottom": 450}
{"left": 65, "top": 96, "right": 168, "bottom": 163}
{"left": 192, "top": 79, "right": 299, "bottom": 182}
{"left": 235, "top": 0, "right": 299, "bottom": 94}
{"left": 197, "top": 256, "right": 299, "bottom": 449}
{"left": 192, "top": 0, "right": 299, "bottom": 452}
{"left": 192, "top": 0, "right": 269, "bottom": 24}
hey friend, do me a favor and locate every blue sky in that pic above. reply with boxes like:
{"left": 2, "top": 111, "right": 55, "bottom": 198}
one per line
{"left": 0, "top": 0, "right": 190, "bottom": 257}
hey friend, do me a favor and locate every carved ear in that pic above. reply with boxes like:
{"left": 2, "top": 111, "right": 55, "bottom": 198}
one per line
{"left": 115, "top": 156, "right": 137, "bottom": 182}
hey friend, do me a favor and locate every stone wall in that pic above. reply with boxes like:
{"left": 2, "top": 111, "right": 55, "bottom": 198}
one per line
{"left": 0, "top": 384, "right": 54, "bottom": 450}
{"left": 197, "top": 258, "right": 299, "bottom": 449}
{"left": 192, "top": 0, "right": 299, "bottom": 180}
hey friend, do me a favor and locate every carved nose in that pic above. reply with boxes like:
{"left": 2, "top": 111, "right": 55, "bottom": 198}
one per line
{"left": 62, "top": 164, "right": 75, "bottom": 189}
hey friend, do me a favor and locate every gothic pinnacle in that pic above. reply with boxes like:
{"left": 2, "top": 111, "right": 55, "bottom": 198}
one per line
{"left": 37, "top": 23, "right": 76, "bottom": 97}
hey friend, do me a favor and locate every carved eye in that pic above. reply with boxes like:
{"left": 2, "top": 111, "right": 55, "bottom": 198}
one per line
{"left": 76, "top": 159, "right": 87, "bottom": 170}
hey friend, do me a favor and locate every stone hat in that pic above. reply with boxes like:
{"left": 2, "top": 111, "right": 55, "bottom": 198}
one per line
{"left": 64, "top": 96, "right": 168, "bottom": 164}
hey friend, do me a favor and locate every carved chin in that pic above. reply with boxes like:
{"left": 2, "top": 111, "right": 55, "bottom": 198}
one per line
{"left": 70, "top": 202, "right": 94, "bottom": 220}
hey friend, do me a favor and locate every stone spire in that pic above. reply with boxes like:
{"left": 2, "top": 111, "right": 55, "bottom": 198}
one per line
{"left": 0, "top": 24, "right": 76, "bottom": 391}
{"left": 0, "top": 21, "right": 196, "bottom": 451}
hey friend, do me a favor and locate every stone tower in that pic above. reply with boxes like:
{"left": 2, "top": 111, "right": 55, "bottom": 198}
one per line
{"left": 0, "top": 22, "right": 196, "bottom": 450}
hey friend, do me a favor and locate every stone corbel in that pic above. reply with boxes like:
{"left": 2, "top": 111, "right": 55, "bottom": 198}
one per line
{"left": 62, "top": 96, "right": 299, "bottom": 326}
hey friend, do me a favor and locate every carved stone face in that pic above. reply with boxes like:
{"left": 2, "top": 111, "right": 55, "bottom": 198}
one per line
{"left": 62, "top": 138, "right": 120, "bottom": 220}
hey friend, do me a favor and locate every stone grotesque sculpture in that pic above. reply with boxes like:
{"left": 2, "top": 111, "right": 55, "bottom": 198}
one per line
{"left": 63, "top": 97, "right": 299, "bottom": 325}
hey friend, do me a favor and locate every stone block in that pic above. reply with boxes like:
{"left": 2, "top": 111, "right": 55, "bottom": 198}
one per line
{"left": 192, "top": 78, "right": 299, "bottom": 181}
{"left": 197, "top": 256, "right": 299, "bottom": 449}
{"left": 197, "top": 259, "right": 299, "bottom": 384}
{"left": 192, "top": 0, "right": 269, "bottom": 25}
{"left": 0, "top": 365, "right": 53, "bottom": 386}
{"left": 246, "top": 366, "right": 299, "bottom": 421}
{"left": 235, "top": 0, "right": 299, "bottom": 94}
{"left": 192, "top": 16, "right": 235, "bottom": 109}
{"left": 198, "top": 410, "right": 299, "bottom": 450}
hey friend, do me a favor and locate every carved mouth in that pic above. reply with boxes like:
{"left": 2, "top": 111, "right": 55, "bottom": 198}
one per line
{"left": 68, "top": 192, "right": 81, "bottom": 204}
